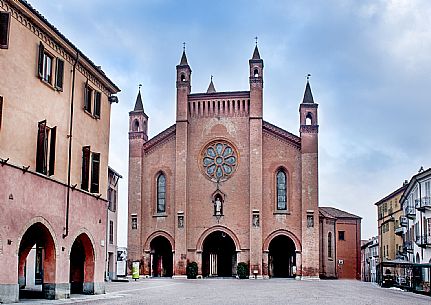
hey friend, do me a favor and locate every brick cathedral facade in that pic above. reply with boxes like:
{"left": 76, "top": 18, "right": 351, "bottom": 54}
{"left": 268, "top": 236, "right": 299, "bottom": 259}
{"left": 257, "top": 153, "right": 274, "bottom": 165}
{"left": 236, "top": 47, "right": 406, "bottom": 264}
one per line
{"left": 128, "top": 46, "right": 320, "bottom": 279}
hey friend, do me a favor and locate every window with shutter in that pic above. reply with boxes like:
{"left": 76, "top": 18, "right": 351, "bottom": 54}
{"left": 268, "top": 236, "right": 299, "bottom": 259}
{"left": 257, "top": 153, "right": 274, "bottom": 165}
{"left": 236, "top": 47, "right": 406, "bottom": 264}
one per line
{"left": 90, "top": 152, "right": 100, "bottom": 193}
{"left": 0, "top": 96, "right": 3, "bottom": 129}
{"left": 0, "top": 12, "right": 10, "bottom": 48}
{"left": 37, "top": 42, "right": 54, "bottom": 83}
{"left": 84, "top": 81, "right": 92, "bottom": 112}
{"left": 81, "top": 146, "right": 91, "bottom": 190}
{"left": 48, "top": 126, "right": 56, "bottom": 176}
{"left": 94, "top": 91, "right": 101, "bottom": 118}
{"left": 36, "top": 120, "right": 48, "bottom": 174}
{"left": 55, "top": 58, "right": 64, "bottom": 90}
{"left": 38, "top": 42, "right": 44, "bottom": 78}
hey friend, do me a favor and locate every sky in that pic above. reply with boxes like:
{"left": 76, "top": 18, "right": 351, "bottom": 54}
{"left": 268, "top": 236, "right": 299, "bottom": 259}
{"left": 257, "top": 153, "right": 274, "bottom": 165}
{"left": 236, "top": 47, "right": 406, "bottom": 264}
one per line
{"left": 27, "top": 0, "right": 431, "bottom": 245}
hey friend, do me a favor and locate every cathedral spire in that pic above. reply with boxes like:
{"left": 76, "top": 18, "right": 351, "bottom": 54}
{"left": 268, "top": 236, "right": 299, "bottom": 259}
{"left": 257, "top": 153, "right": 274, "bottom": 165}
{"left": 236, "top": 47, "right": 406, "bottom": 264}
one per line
{"left": 179, "top": 42, "right": 189, "bottom": 66}
{"left": 302, "top": 76, "right": 314, "bottom": 104}
{"left": 252, "top": 45, "right": 261, "bottom": 60}
{"left": 134, "top": 85, "right": 144, "bottom": 111}
{"left": 180, "top": 51, "right": 189, "bottom": 66}
{"left": 206, "top": 75, "right": 216, "bottom": 93}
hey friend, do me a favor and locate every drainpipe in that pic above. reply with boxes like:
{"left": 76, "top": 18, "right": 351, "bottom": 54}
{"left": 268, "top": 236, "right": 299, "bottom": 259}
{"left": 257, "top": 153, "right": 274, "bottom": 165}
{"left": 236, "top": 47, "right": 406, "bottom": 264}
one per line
{"left": 63, "top": 52, "right": 79, "bottom": 239}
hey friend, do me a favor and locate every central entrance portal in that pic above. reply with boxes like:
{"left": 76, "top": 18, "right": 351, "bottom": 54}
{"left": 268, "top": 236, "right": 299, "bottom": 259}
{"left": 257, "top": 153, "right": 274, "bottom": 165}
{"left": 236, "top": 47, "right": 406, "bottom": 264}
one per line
{"left": 268, "top": 235, "right": 296, "bottom": 278}
{"left": 202, "top": 231, "right": 236, "bottom": 277}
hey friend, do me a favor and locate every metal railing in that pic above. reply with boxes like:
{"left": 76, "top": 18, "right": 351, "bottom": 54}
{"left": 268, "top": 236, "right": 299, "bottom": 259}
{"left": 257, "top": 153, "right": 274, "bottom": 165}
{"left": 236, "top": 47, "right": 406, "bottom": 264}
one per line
{"left": 399, "top": 216, "right": 408, "bottom": 227}
{"left": 403, "top": 241, "right": 413, "bottom": 253}
{"left": 415, "top": 234, "right": 431, "bottom": 247}
{"left": 394, "top": 226, "right": 404, "bottom": 235}
{"left": 405, "top": 205, "right": 416, "bottom": 219}
{"left": 415, "top": 197, "right": 431, "bottom": 211}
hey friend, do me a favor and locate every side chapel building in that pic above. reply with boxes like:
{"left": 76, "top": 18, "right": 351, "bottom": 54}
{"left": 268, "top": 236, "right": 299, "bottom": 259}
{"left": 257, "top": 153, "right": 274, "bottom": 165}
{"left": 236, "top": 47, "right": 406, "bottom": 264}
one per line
{"left": 128, "top": 46, "right": 320, "bottom": 279}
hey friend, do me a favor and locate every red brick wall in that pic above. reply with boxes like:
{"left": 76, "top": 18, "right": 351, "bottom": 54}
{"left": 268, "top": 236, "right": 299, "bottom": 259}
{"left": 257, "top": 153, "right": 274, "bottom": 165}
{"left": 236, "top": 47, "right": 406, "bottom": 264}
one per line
{"left": 335, "top": 219, "right": 361, "bottom": 279}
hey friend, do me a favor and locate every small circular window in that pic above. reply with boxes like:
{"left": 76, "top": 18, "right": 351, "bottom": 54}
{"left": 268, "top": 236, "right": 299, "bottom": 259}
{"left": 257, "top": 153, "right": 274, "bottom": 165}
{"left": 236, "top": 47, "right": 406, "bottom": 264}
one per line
{"left": 201, "top": 140, "right": 238, "bottom": 182}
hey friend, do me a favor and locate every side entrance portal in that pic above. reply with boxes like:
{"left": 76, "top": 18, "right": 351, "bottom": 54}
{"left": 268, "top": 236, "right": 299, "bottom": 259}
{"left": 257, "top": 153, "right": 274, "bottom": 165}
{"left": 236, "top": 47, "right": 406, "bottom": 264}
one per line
{"left": 202, "top": 231, "right": 236, "bottom": 277}
{"left": 268, "top": 235, "right": 296, "bottom": 278}
{"left": 150, "top": 236, "right": 173, "bottom": 277}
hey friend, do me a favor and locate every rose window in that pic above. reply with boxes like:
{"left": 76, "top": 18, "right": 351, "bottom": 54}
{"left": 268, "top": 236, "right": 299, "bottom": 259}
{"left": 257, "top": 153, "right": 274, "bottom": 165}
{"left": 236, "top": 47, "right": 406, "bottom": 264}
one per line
{"left": 202, "top": 141, "right": 238, "bottom": 181}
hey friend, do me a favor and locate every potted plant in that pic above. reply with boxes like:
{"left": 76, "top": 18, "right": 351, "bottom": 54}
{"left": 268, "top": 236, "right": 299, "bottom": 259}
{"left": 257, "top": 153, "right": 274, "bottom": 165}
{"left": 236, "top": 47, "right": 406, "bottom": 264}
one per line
{"left": 186, "top": 261, "right": 198, "bottom": 279}
{"left": 237, "top": 262, "right": 249, "bottom": 279}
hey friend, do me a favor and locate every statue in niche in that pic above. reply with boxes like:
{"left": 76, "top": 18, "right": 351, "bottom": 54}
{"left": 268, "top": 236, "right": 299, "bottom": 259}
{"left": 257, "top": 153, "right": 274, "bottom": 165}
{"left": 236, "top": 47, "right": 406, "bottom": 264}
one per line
{"left": 214, "top": 196, "right": 223, "bottom": 216}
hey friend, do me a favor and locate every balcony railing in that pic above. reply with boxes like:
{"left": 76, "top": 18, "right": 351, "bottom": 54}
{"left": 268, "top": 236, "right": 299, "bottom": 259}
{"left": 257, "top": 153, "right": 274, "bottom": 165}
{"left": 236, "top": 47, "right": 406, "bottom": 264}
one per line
{"left": 405, "top": 205, "right": 416, "bottom": 219}
{"left": 415, "top": 234, "right": 431, "bottom": 247}
{"left": 403, "top": 241, "right": 413, "bottom": 253}
{"left": 399, "top": 216, "right": 408, "bottom": 227}
{"left": 415, "top": 197, "right": 431, "bottom": 211}
{"left": 394, "top": 226, "right": 404, "bottom": 235}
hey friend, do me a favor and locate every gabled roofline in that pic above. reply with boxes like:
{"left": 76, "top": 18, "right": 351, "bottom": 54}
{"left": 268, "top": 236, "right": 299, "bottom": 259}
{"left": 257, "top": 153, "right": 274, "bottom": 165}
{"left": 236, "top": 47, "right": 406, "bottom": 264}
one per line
{"left": 143, "top": 124, "right": 176, "bottom": 152}
{"left": 400, "top": 167, "right": 431, "bottom": 203}
{"left": 374, "top": 184, "right": 407, "bottom": 206}
{"left": 262, "top": 121, "right": 301, "bottom": 148}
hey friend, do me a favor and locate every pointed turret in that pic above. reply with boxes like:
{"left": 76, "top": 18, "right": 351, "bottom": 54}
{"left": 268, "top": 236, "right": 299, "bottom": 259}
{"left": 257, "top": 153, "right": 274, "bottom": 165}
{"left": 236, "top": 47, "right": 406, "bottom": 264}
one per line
{"left": 179, "top": 50, "right": 189, "bottom": 66}
{"left": 176, "top": 45, "right": 192, "bottom": 122}
{"left": 302, "top": 81, "right": 314, "bottom": 104}
{"left": 252, "top": 45, "right": 261, "bottom": 60}
{"left": 249, "top": 43, "right": 264, "bottom": 118}
{"left": 134, "top": 89, "right": 144, "bottom": 111}
{"left": 206, "top": 76, "right": 216, "bottom": 93}
{"left": 129, "top": 85, "right": 148, "bottom": 141}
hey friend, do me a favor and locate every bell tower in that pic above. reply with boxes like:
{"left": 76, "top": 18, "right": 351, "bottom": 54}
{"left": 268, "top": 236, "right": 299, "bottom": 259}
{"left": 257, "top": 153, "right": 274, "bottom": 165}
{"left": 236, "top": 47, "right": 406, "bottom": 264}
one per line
{"left": 249, "top": 43, "right": 264, "bottom": 278}
{"left": 299, "top": 78, "right": 320, "bottom": 279}
{"left": 249, "top": 44, "right": 263, "bottom": 118}
{"left": 127, "top": 86, "right": 148, "bottom": 264}
{"left": 174, "top": 47, "right": 191, "bottom": 277}
{"left": 176, "top": 47, "right": 191, "bottom": 122}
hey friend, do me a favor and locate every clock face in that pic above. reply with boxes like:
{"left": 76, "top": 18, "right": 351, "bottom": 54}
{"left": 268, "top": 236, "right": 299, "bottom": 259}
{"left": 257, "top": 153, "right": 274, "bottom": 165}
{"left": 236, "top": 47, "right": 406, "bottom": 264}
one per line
{"left": 201, "top": 140, "right": 238, "bottom": 182}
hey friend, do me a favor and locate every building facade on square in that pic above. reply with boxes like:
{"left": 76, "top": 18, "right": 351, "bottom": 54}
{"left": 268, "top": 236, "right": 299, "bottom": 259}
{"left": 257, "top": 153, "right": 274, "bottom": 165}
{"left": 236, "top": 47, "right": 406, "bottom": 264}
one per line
{"left": 361, "top": 236, "right": 379, "bottom": 282}
{"left": 106, "top": 167, "right": 122, "bottom": 281}
{"left": 375, "top": 183, "right": 408, "bottom": 263}
{"left": 400, "top": 168, "right": 431, "bottom": 264}
{"left": 128, "top": 46, "right": 320, "bottom": 279}
{"left": 319, "top": 207, "right": 361, "bottom": 279}
{"left": 0, "top": 0, "right": 119, "bottom": 303}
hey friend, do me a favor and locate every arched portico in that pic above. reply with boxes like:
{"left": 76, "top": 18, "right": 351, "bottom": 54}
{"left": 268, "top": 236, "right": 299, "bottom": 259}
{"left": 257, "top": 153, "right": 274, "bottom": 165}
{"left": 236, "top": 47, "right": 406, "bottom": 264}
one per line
{"left": 196, "top": 226, "right": 241, "bottom": 277}
{"left": 17, "top": 221, "right": 57, "bottom": 300}
{"left": 263, "top": 230, "right": 301, "bottom": 278}
{"left": 143, "top": 231, "right": 175, "bottom": 277}
{"left": 69, "top": 233, "right": 95, "bottom": 294}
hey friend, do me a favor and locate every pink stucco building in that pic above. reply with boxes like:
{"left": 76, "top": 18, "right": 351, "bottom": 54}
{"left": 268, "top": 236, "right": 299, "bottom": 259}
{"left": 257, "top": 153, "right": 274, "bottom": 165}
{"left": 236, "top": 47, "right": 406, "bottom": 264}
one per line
{"left": 0, "top": 0, "right": 120, "bottom": 302}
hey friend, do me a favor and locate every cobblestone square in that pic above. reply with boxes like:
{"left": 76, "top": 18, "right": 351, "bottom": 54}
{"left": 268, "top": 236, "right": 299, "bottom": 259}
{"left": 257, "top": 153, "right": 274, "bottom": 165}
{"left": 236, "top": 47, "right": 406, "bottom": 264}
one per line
{"left": 22, "top": 279, "right": 430, "bottom": 305}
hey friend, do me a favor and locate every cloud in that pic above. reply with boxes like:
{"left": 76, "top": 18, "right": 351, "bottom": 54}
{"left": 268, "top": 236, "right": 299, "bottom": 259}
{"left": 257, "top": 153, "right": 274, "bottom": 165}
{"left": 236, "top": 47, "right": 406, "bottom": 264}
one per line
{"left": 28, "top": 0, "right": 431, "bottom": 243}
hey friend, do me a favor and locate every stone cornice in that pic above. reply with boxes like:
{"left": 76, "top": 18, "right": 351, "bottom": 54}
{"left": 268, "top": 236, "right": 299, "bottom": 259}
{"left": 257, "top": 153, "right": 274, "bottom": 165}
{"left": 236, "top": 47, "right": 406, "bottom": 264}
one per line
{"left": 299, "top": 125, "right": 319, "bottom": 133}
{"left": 1, "top": 0, "right": 120, "bottom": 95}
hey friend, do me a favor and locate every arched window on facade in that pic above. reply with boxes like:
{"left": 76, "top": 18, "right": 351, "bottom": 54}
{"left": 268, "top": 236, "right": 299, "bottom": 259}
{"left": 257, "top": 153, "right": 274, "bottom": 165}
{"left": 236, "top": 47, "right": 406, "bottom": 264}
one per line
{"left": 328, "top": 232, "right": 332, "bottom": 258}
{"left": 276, "top": 170, "right": 287, "bottom": 210}
{"left": 254, "top": 68, "right": 259, "bottom": 78}
{"left": 157, "top": 173, "right": 166, "bottom": 213}
{"left": 305, "top": 112, "right": 313, "bottom": 125}
{"left": 181, "top": 74, "right": 186, "bottom": 82}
